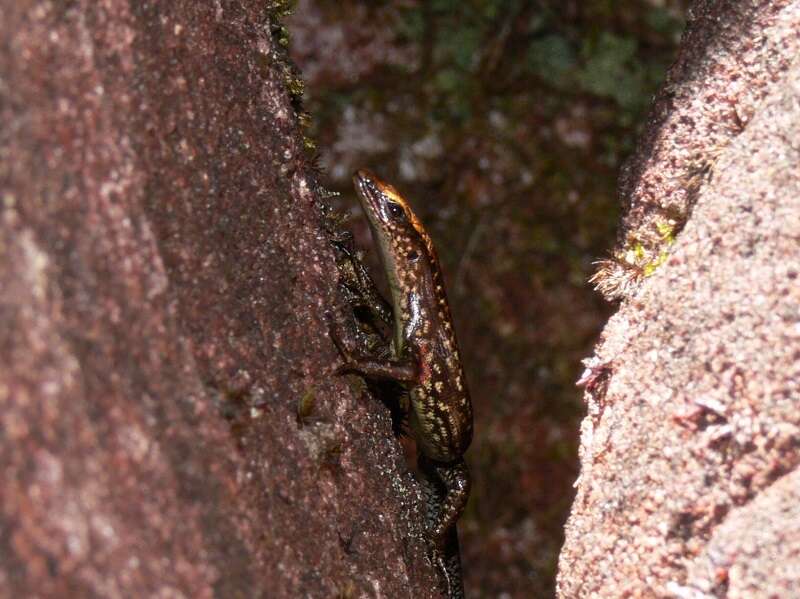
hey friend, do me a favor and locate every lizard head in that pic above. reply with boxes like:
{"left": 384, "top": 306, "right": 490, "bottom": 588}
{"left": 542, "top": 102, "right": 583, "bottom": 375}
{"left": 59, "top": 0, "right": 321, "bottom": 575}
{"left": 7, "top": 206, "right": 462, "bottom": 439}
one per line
{"left": 353, "top": 169, "right": 441, "bottom": 352}
{"left": 352, "top": 169, "right": 435, "bottom": 269}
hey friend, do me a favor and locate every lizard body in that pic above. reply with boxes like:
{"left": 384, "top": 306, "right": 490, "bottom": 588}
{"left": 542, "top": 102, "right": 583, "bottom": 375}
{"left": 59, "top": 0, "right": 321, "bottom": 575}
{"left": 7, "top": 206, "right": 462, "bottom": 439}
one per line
{"left": 331, "top": 170, "right": 473, "bottom": 598}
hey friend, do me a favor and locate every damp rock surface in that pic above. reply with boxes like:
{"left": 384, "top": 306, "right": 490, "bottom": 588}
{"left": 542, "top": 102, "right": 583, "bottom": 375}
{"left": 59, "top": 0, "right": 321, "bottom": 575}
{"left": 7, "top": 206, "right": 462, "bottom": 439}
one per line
{"left": 0, "top": 2, "right": 437, "bottom": 597}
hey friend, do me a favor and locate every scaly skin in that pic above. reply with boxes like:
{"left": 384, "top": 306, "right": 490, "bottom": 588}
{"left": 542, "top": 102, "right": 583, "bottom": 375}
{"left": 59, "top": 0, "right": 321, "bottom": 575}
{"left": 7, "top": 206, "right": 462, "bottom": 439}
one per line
{"left": 331, "top": 169, "right": 473, "bottom": 598}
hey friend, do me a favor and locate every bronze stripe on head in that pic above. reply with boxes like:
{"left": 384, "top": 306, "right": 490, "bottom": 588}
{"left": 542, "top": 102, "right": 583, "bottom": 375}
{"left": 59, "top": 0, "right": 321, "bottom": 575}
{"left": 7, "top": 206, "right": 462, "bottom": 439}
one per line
{"left": 355, "top": 169, "right": 438, "bottom": 261}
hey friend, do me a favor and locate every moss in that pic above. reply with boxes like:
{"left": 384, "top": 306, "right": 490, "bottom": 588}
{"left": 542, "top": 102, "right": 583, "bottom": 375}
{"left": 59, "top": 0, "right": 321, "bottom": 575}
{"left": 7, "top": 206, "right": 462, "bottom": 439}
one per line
{"left": 591, "top": 217, "right": 678, "bottom": 297}
{"left": 296, "top": 387, "right": 316, "bottom": 426}
{"left": 265, "top": 0, "right": 296, "bottom": 20}
{"left": 266, "top": 0, "right": 296, "bottom": 50}
{"left": 656, "top": 219, "right": 676, "bottom": 243}
{"left": 265, "top": 0, "right": 317, "bottom": 153}
{"left": 283, "top": 68, "right": 305, "bottom": 99}
{"left": 642, "top": 250, "right": 669, "bottom": 277}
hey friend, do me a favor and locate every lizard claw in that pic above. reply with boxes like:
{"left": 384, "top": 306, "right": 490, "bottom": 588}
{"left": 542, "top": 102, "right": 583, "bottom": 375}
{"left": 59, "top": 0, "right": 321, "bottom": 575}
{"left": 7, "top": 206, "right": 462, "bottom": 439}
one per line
{"left": 327, "top": 322, "right": 349, "bottom": 358}
{"left": 324, "top": 311, "right": 357, "bottom": 376}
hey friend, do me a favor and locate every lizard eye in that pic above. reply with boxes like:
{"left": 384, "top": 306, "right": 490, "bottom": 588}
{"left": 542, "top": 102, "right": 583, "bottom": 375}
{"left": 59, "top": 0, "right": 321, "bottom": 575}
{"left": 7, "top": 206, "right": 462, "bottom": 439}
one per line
{"left": 407, "top": 250, "right": 420, "bottom": 262}
{"left": 386, "top": 201, "right": 405, "bottom": 219}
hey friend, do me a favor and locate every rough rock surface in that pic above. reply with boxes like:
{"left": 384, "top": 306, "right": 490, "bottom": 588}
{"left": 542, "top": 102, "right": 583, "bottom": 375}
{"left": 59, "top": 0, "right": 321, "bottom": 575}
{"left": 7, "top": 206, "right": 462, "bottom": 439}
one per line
{"left": 558, "top": 1, "right": 800, "bottom": 597}
{"left": 0, "top": 2, "right": 437, "bottom": 597}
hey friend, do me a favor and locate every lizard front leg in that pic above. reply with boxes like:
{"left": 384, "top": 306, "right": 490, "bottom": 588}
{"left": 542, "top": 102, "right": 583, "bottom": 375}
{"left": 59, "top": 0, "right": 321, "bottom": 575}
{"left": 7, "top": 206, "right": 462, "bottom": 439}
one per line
{"left": 328, "top": 314, "right": 418, "bottom": 383}
{"left": 332, "top": 237, "right": 393, "bottom": 327}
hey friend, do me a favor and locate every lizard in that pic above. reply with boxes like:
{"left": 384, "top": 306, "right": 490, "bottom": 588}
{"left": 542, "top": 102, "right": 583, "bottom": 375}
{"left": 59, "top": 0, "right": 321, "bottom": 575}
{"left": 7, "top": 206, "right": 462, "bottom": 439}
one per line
{"left": 329, "top": 169, "right": 473, "bottom": 598}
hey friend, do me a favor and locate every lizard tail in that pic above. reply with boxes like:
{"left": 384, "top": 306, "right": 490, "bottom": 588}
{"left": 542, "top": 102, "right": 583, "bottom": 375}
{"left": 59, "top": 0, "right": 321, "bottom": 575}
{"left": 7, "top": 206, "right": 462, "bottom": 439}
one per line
{"left": 441, "top": 524, "right": 465, "bottom": 599}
